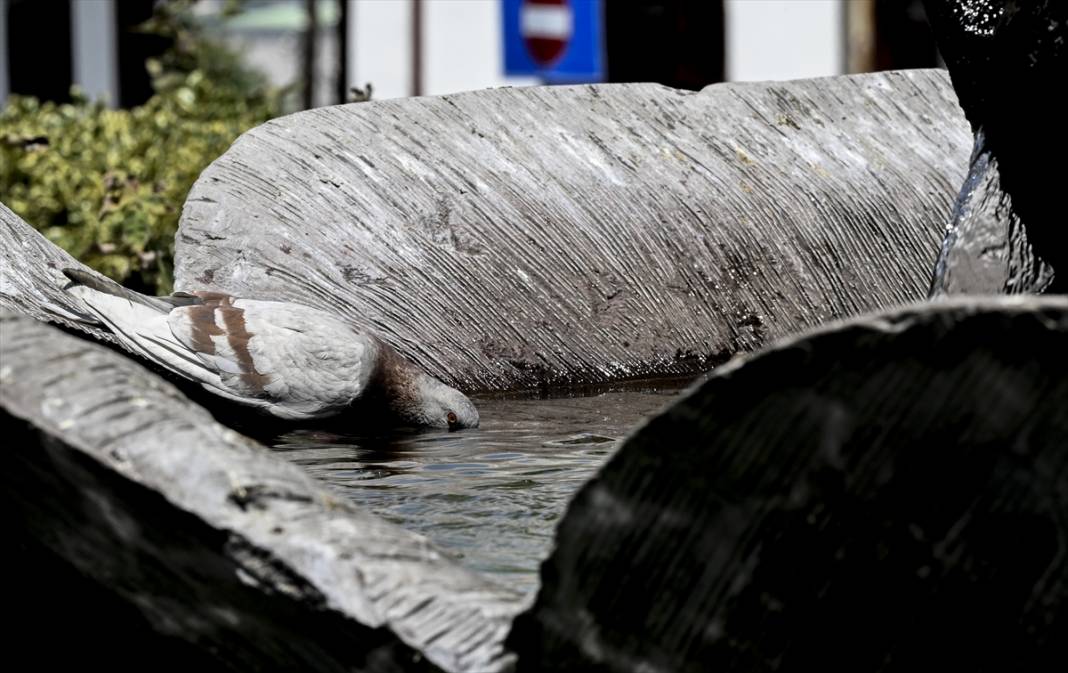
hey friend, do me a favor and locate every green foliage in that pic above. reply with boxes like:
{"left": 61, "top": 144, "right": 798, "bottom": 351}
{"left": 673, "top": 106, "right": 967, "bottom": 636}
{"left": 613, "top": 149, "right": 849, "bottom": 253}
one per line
{"left": 0, "top": 1, "right": 278, "bottom": 293}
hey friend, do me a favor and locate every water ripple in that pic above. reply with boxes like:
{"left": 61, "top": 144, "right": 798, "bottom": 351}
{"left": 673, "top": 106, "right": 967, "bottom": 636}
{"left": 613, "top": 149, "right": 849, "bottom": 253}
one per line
{"left": 269, "top": 385, "right": 684, "bottom": 595}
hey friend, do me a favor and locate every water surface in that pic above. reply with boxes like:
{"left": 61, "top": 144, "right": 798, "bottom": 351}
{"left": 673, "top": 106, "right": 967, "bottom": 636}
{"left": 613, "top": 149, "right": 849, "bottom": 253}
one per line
{"left": 270, "top": 384, "right": 686, "bottom": 595}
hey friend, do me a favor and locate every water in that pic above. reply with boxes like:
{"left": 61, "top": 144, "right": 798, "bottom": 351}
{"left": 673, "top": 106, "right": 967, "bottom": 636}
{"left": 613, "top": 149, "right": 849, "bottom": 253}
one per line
{"left": 269, "top": 383, "right": 688, "bottom": 595}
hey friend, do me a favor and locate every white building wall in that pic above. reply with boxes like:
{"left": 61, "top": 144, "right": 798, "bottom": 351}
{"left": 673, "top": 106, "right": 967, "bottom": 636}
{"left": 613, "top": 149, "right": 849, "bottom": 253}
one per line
{"left": 725, "top": 0, "right": 843, "bottom": 82}
{"left": 71, "top": 0, "right": 119, "bottom": 105}
{"left": 348, "top": 0, "right": 536, "bottom": 100}
{"left": 423, "top": 0, "right": 536, "bottom": 96}
{"left": 348, "top": 0, "right": 414, "bottom": 100}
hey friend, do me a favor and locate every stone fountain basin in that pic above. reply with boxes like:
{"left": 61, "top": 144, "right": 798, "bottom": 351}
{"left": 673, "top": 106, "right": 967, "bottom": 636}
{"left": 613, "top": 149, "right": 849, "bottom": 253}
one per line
{"left": 4, "top": 64, "right": 1066, "bottom": 670}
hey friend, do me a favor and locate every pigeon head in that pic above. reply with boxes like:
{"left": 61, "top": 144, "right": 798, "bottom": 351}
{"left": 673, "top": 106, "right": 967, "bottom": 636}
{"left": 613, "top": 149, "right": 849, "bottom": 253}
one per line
{"left": 371, "top": 338, "right": 480, "bottom": 430}
{"left": 410, "top": 375, "right": 480, "bottom": 430}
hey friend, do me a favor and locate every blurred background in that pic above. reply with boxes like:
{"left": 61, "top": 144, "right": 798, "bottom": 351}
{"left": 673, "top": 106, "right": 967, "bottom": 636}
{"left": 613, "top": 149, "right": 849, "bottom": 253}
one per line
{"left": 0, "top": 0, "right": 942, "bottom": 295}
{"left": 1, "top": 0, "right": 941, "bottom": 107}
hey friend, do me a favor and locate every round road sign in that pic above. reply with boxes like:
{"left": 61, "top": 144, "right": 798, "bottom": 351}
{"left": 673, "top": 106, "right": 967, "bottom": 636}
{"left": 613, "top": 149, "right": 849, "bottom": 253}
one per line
{"left": 521, "top": 0, "right": 574, "bottom": 67}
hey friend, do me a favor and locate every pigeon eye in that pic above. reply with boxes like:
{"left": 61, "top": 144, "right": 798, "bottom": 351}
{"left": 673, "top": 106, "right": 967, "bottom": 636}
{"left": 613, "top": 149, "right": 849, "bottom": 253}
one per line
{"left": 446, "top": 411, "right": 458, "bottom": 426}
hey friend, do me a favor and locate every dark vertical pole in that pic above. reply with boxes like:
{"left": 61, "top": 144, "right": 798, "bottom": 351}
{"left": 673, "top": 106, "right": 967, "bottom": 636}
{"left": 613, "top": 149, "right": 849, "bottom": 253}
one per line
{"left": 411, "top": 0, "right": 422, "bottom": 97}
{"left": 302, "top": 0, "right": 317, "bottom": 108}
{"left": 337, "top": 0, "right": 348, "bottom": 104}
{"left": 116, "top": 0, "right": 169, "bottom": 107}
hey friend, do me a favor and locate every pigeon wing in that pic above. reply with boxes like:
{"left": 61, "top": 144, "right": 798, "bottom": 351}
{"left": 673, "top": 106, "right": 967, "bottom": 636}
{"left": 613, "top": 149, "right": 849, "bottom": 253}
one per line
{"left": 167, "top": 295, "right": 374, "bottom": 420}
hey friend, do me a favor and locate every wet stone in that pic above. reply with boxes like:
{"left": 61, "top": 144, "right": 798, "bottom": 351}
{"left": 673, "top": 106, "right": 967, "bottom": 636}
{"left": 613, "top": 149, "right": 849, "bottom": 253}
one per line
{"left": 0, "top": 312, "right": 520, "bottom": 673}
{"left": 510, "top": 296, "right": 1068, "bottom": 672}
{"left": 925, "top": 0, "right": 1068, "bottom": 293}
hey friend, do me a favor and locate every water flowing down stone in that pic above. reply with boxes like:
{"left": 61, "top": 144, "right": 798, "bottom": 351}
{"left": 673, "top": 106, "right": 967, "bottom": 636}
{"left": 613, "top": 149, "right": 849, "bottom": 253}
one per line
{"left": 925, "top": 0, "right": 1067, "bottom": 294}
{"left": 927, "top": 131, "right": 1055, "bottom": 294}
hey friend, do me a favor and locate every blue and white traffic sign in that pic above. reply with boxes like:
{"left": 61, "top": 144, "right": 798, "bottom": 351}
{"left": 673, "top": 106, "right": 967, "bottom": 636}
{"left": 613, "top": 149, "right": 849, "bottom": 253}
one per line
{"left": 503, "top": 0, "right": 604, "bottom": 83}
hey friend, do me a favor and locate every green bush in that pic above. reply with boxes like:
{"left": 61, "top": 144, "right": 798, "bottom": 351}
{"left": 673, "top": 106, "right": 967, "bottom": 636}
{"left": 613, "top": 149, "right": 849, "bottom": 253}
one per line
{"left": 0, "top": 2, "right": 279, "bottom": 294}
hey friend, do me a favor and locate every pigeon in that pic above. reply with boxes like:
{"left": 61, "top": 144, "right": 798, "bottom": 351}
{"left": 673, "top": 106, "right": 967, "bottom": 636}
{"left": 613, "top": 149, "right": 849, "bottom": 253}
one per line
{"left": 61, "top": 269, "right": 479, "bottom": 430}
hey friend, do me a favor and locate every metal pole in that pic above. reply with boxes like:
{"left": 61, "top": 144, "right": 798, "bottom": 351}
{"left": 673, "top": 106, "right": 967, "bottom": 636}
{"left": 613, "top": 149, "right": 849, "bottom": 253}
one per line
{"left": 337, "top": 0, "right": 348, "bottom": 104}
{"left": 303, "top": 0, "right": 317, "bottom": 108}
{"left": 411, "top": 0, "right": 422, "bottom": 97}
{"left": 0, "top": 0, "right": 8, "bottom": 106}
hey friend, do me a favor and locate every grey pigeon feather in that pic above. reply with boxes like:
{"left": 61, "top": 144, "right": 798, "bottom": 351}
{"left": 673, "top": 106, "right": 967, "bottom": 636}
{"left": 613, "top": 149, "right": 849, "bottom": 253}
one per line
{"left": 61, "top": 269, "right": 479, "bottom": 429}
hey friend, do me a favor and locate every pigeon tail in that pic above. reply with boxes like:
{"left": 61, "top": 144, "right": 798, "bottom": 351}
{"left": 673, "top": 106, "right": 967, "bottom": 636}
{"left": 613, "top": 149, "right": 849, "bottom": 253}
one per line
{"left": 61, "top": 268, "right": 175, "bottom": 314}
{"left": 62, "top": 268, "right": 223, "bottom": 387}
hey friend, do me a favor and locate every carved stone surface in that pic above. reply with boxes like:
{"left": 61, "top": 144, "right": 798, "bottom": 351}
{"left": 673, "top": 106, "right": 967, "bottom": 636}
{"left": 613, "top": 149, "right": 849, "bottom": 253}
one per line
{"left": 176, "top": 71, "right": 970, "bottom": 392}
{"left": 0, "top": 201, "right": 116, "bottom": 343}
{"left": 511, "top": 296, "right": 1068, "bottom": 672}
{"left": 1, "top": 312, "right": 522, "bottom": 672}
{"left": 2, "top": 47, "right": 1063, "bottom": 670}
